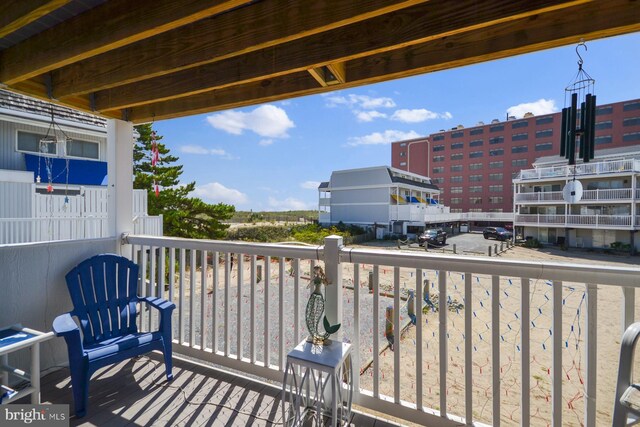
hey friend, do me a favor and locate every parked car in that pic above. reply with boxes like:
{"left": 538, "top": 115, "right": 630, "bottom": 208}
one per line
{"left": 483, "top": 226, "right": 513, "bottom": 241}
{"left": 418, "top": 228, "right": 447, "bottom": 246}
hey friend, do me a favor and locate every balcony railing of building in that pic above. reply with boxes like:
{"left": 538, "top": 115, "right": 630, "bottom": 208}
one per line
{"left": 515, "top": 188, "right": 634, "bottom": 204}
{"left": 515, "top": 214, "right": 634, "bottom": 228}
{"left": 517, "top": 158, "right": 640, "bottom": 181}
{"left": 123, "top": 234, "right": 640, "bottom": 426}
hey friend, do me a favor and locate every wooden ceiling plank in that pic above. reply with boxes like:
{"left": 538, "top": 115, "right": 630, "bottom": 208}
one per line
{"left": 49, "top": 0, "right": 430, "bottom": 98}
{"left": 126, "top": 0, "right": 640, "bottom": 123}
{"left": 0, "top": 0, "right": 71, "bottom": 39}
{"left": 0, "top": 0, "right": 249, "bottom": 85}
{"left": 91, "top": 0, "right": 591, "bottom": 111}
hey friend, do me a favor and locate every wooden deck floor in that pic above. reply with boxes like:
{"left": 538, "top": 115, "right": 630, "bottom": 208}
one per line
{"left": 39, "top": 352, "right": 402, "bottom": 426}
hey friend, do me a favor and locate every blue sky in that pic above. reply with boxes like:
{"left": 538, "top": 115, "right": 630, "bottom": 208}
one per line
{"left": 154, "top": 33, "right": 640, "bottom": 211}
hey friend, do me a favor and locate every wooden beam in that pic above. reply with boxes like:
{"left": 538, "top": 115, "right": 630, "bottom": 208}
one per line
{"left": 0, "top": 0, "right": 70, "bottom": 39}
{"left": 124, "top": 0, "right": 640, "bottom": 123}
{"left": 91, "top": 0, "right": 589, "bottom": 111}
{"left": 49, "top": 0, "right": 429, "bottom": 98}
{"left": 0, "top": 0, "right": 249, "bottom": 85}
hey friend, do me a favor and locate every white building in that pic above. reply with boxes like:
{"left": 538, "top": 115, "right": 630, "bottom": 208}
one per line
{"left": 0, "top": 90, "right": 162, "bottom": 243}
{"left": 513, "top": 146, "right": 640, "bottom": 250}
{"left": 318, "top": 166, "right": 448, "bottom": 237}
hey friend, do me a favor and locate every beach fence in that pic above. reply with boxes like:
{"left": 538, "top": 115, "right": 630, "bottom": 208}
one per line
{"left": 125, "top": 234, "right": 640, "bottom": 427}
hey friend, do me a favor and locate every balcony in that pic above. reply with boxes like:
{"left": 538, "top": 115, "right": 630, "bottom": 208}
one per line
{"left": 516, "top": 158, "right": 640, "bottom": 182}
{"left": 515, "top": 188, "right": 634, "bottom": 204}
{"left": 515, "top": 213, "right": 634, "bottom": 228}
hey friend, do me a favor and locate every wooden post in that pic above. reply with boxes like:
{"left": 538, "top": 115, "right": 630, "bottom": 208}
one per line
{"left": 453, "top": 243, "right": 457, "bottom": 254}
{"left": 257, "top": 265, "right": 262, "bottom": 283}
{"left": 385, "top": 305, "right": 394, "bottom": 342}
{"left": 368, "top": 271, "right": 374, "bottom": 293}
{"left": 494, "top": 243, "right": 498, "bottom": 255}
{"left": 488, "top": 246, "right": 492, "bottom": 257}
{"left": 408, "top": 289, "right": 416, "bottom": 324}
{"left": 500, "top": 242, "right": 504, "bottom": 252}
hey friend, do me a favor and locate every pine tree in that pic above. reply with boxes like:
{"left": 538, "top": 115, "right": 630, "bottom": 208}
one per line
{"left": 133, "top": 124, "right": 234, "bottom": 239}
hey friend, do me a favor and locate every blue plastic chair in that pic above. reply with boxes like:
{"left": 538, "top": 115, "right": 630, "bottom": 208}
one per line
{"left": 52, "top": 254, "right": 175, "bottom": 417}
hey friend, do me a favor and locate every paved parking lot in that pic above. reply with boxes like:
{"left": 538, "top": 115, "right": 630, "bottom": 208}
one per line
{"left": 433, "top": 231, "right": 512, "bottom": 255}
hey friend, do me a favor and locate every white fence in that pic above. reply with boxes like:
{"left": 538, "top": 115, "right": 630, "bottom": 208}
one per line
{"left": 124, "top": 234, "right": 640, "bottom": 427}
{"left": 515, "top": 188, "right": 633, "bottom": 203}
{"left": 517, "top": 159, "right": 639, "bottom": 181}
{"left": 32, "top": 188, "right": 148, "bottom": 218}
{"left": 515, "top": 214, "right": 633, "bottom": 228}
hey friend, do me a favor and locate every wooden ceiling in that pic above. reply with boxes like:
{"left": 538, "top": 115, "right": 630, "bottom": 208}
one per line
{"left": 1, "top": 0, "right": 639, "bottom": 124}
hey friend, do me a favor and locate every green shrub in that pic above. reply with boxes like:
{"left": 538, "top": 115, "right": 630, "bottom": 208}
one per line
{"left": 523, "top": 238, "right": 541, "bottom": 248}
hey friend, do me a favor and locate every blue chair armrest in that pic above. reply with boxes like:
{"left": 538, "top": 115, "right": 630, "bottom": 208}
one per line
{"left": 140, "top": 296, "right": 175, "bottom": 334}
{"left": 53, "top": 313, "right": 80, "bottom": 338}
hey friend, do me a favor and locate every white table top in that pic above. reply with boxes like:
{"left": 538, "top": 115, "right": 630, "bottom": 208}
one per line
{"left": 287, "top": 339, "right": 352, "bottom": 370}
{"left": 0, "top": 324, "right": 54, "bottom": 356}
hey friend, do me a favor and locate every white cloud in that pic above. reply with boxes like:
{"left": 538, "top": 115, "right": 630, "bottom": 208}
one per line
{"left": 180, "top": 145, "right": 228, "bottom": 156}
{"left": 507, "top": 98, "right": 558, "bottom": 118}
{"left": 206, "top": 104, "right": 295, "bottom": 138}
{"left": 390, "top": 108, "right": 452, "bottom": 123}
{"left": 258, "top": 139, "right": 274, "bottom": 146}
{"left": 347, "top": 130, "right": 422, "bottom": 146}
{"left": 300, "top": 181, "right": 321, "bottom": 190}
{"left": 325, "top": 94, "right": 396, "bottom": 110}
{"left": 355, "top": 110, "right": 388, "bottom": 122}
{"left": 192, "top": 182, "right": 248, "bottom": 205}
{"left": 268, "top": 196, "right": 314, "bottom": 211}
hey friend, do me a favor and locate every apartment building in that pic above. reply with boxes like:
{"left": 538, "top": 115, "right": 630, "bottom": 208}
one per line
{"left": 513, "top": 146, "right": 640, "bottom": 250}
{"left": 391, "top": 98, "right": 640, "bottom": 213}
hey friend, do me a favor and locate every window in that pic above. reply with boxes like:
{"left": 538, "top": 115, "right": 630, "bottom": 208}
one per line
{"left": 469, "top": 151, "right": 483, "bottom": 158}
{"left": 470, "top": 128, "right": 484, "bottom": 135}
{"left": 536, "top": 129, "right": 553, "bottom": 138}
{"left": 595, "top": 121, "right": 612, "bottom": 130}
{"left": 450, "top": 164, "right": 463, "bottom": 172}
{"left": 469, "top": 186, "right": 483, "bottom": 193}
{"left": 451, "top": 142, "right": 464, "bottom": 149}
{"left": 432, "top": 134, "right": 445, "bottom": 141}
{"left": 432, "top": 166, "right": 444, "bottom": 173}
{"left": 470, "top": 197, "right": 482, "bottom": 205}
{"left": 511, "top": 133, "right": 528, "bottom": 141}
{"left": 489, "top": 161, "right": 503, "bottom": 169}
{"left": 489, "top": 136, "right": 504, "bottom": 145}
{"left": 469, "top": 139, "right": 483, "bottom": 147}
{"left": 450, "top": 187, "right": 463, "bottom": 194}
{"left": 623, "top": 117, "right": 640, "bottom": 126}
{"left": 512, "top": 158, "right": 527, "bottom": 167}
{"left": 489, "top": 185, "right": 503, "bottom": 192}
{"left": 399, "top": 161, "right": 407, "bottom": 166}
{"left": 433, "top": 155, "right": 445, "bottom": 162}
{"left": 623, "top": 101, "right": 640, "bottom": 111}
{"left": 469, "top": 208, "right": 482, "bottom": 213}
{"left": 432, "top": 177, "right": 444, "bottom": 184}
{"left": 536, "top": 116, "right": 554, "bottom": 125}
{"left": 66, "top": 139, "right": 99, "bottom": 159}
{"left": 17, "top": 131, "right": 58, "bottom": 155}
{"left": 512, "top": 145, "right": 528, "bottom": 153}
{"left": 451, "top": 131, "right": 464, "bottom": 138}
{"left": 595, "top": 135, "right": 613, "bottom": 145}
{"left": 511, "top": 121, "right": 528, "bottom": 129}
{"left": 450, "top": 153, "right": 464, "bottom": 160}
{"left": 535, "top": 142, "right": 553, "bottom": 151}
{"left": 596, "top": 106, "right": 613, "bottom": 115}
{"left": 489, "top": 148, "right": 504, "bottom": 156}
{"left": 450, "top": 198, "right": 462, "bottom": 204}
{"left": 489, "top": 173, "right": 503, "bottom": 181}
{"left": 469, "top": 174, "right": 482, "bottom": 182}
{"left": 489, "top": 196, "right": 503, "bottom": 204}
{"left": 623, "top": 132, "right": 640, "bottom": 142}
{"left": 450, "top": 208, "right": 463, "bottom": 213}
{"left": 399, "top": 151, "right": 406, "bottom": 157}
{"left": 469, "top": 163, "right": 483, "bottom": 170}
{"left": 399, "top": 142, "right": 407, "bottom": 147}
{"left": 450, "top": 176, "right": 463, "bottom": 183}
{"left": 489, "top": 208, "right": 504, "bottom": 213}
{"left": 490, "top": 124, "right": 504, "bottom": 132}
{"left": 433, "top": 145, "right": 445, "bottom": 152}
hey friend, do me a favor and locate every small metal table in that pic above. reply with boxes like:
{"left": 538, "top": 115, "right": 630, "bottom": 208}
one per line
{"left": 282, "top": 339, "right": 353, "bottom": 426}
{"left": 0, "top": 324, "right": 54, "bottom": 404}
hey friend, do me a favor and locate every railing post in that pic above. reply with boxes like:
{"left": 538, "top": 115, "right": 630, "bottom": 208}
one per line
{"left": 584, "top": 283, "right": 597, "bottom": 427}
{"left": 324, "top": 235, "right": 343, "bottom": 339}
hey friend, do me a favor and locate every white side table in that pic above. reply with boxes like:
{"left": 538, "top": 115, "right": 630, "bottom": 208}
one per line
{"left": 282, "top": 339, "right": 353, "bottom": 426}
{"left": 0, "top": 324, "right": 54, "bottom": 404}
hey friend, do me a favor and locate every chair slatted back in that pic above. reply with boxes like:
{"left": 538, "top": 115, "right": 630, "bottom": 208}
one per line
{"left": 65, "top": 254, "right": 139, "bottom": 344}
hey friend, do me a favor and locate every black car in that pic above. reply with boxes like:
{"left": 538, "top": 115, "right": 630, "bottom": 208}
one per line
{"left": 418, "top": 228, "right": 447, "bottom": 246}
{"left": 483, "top": 226, "right": 513, "bottom": 241}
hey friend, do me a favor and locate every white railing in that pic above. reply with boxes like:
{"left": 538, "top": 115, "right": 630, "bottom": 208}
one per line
{"left": 124, "top": 234, "right": 640, "bottom": 427}
{"left": 517, "top": 159, "right": 638, "bottom": 181}
{"left": 515, "top": 214, "right": 633, "bottom": 228}
{"left": 30, "top": 187, "right": 148, "bottom": 218}
{"left": 0, "top": 217, "right": 107, "bottom": 244}
{"left": 133, "top": 215, "right": 163, "bottom": 236}
{"left": 427, "top": 211, "right": 514, "bottom": 223}
{"left": 515, "top": 188, "right": 633, "bottom": 203}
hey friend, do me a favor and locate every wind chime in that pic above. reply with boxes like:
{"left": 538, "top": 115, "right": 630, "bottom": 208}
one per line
{"left": 150, "top": 127, "right": 160, "bottom": 197}
{"left": 37, "top": 105, "right": 72, "bottom": 208}
{"left": 560, "top": 41, "right": 596, "bottom": 204}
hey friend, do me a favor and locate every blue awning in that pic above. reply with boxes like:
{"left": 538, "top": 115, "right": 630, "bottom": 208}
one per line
{"left": 24, "top": 154, "right": 108, "bottom": 186}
